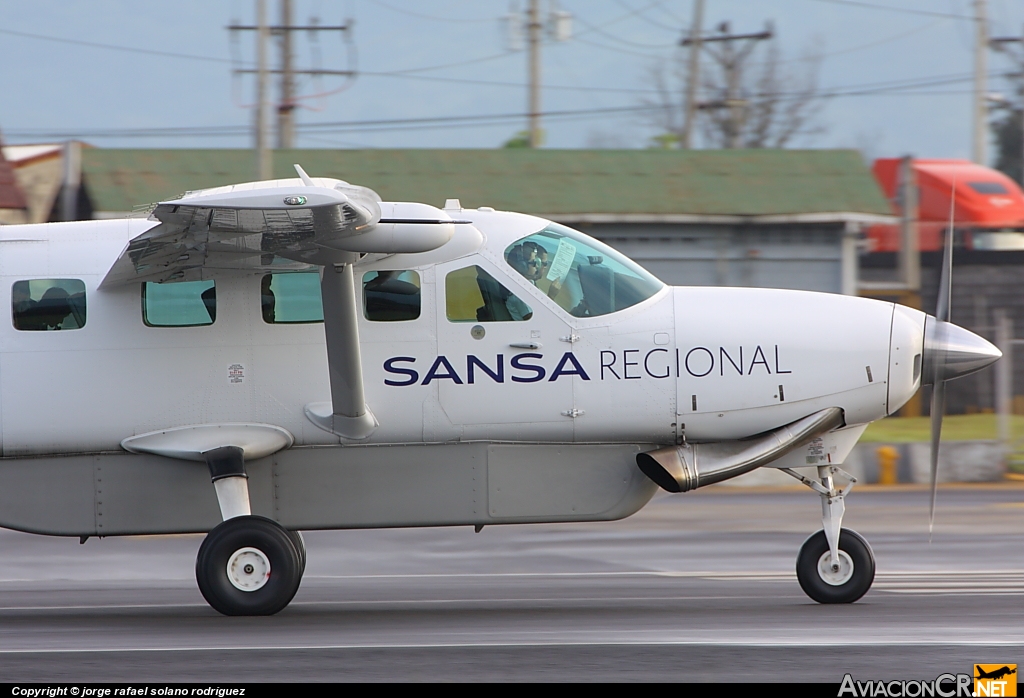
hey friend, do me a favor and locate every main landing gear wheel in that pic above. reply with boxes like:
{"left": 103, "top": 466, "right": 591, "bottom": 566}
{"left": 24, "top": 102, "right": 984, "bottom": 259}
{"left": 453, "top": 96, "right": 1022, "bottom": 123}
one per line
{"left": 196, "top": 515, "right": 303, "bottom": 616}
{"left": 285, "top": 529, "right": 306, "bottom": 574}
{"left": 796, "top": 528, "right": 875, "bottom": 604}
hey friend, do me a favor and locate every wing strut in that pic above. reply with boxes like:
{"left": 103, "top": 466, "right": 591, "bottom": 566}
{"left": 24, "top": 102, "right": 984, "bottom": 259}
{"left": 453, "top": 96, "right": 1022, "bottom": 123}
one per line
{"left": 304, "top": 255, "right": 378, "bottom": 440}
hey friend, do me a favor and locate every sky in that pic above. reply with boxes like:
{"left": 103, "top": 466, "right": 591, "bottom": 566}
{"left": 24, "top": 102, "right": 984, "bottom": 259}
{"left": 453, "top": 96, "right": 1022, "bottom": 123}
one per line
{"left": 1, "top": 0, "right": 1023, "bottom": 164}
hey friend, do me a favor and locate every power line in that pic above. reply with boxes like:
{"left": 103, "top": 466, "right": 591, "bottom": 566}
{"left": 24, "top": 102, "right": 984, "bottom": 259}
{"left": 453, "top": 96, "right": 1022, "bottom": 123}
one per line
{"left": 570, "top": 34, "right": 672, "bottom": 58}
{"left": 3, "top": 105, "right": 658, "bottom": 140}
{"left": 567, "top": 0, "right": 677, "bottom": 45}
{"left": 362, "top": 0, "right": 496, "bottom": 24}
{"left": 385, "top": 51, "right": 515, "bottom": 75}
{"left": 765, "top": 18, "right": 947, "bottom": 65}
{"left": 0, "top": 27, "right": 238, "bottom": 64}
{"left": 0, "top": 23, "right": 517, "bottom": 80}
{"left": 804, "top": 0, "right": 973, "bottom": 21}
{"left": 8, "top": 69, "right": 1017, "bottom": 142}
{"left": 2, "top": 19, "right": 1009, "bottom": 100}
{"left": 362, "top": 69, "right": 661, "bottom": 93}
{"left": 612, "top": 0, "right": 681, "bottom": 32}
{"left": 4, "top": 66, "right": 1014, "bottom": 142}
{"left": 571, "top": 11, "right": 677, "bottom": 49}
{"left": 6, "top": 19, "right": 963, "bottom": 97}
{"left": 0, "top": 23, "right": 661, "bottom": 94}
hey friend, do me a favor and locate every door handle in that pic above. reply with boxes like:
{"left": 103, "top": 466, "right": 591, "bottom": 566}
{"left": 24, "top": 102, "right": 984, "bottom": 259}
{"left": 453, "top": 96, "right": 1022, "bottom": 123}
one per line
{"left": 509, "top": 342, "right": 541, "bottom": 349}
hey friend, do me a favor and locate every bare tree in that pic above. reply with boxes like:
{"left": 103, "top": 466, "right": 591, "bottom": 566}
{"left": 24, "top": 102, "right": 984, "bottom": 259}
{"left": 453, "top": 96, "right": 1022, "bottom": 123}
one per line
{"left": 645, "top": 28, "right": 825, "bottom": 149}
{"left": 990, "top": 43, "right": 1024, "bottom": 185}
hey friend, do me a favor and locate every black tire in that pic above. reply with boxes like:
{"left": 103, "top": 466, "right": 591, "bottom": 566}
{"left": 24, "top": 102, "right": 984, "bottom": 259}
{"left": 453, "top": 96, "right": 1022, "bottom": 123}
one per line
{"left": 196, "top": 515, "right": 303, "bottom": 616}
{"left": 286, "top": 529, "right": 306, "bottom": 574}
{"left": 796, "top": 528, "right": 875, "bottom": 604}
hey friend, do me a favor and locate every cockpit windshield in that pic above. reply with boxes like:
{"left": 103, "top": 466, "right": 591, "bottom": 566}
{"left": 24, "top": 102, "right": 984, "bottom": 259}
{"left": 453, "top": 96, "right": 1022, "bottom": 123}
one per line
{"left": 504, "top": 223, "right": 664, "bottom": 318}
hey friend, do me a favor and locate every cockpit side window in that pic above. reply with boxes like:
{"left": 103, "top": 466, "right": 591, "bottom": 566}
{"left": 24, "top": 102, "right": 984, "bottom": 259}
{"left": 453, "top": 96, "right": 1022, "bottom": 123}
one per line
{"left": 12, "top": 279, "right": 87, "bottom": 331}
{"left": 445, "top": 265, "right": 532, "bottom": 322}
{"left": 504, "top": 223, "right": 664, "bottom": 317}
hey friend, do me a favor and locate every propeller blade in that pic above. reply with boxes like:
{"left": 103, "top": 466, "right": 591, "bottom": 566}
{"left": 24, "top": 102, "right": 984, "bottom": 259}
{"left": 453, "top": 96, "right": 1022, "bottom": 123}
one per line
{"left": 937, "top": 231, "right": 954, "bottom": 321}
{"left": 935, "top": 182, "right": 955, "bottom": 323}
{"left": 929, "top": 178, "right": 955, "bottom": 537}
{"left": 928, "top": 367, "right": 946, "bottom": 537}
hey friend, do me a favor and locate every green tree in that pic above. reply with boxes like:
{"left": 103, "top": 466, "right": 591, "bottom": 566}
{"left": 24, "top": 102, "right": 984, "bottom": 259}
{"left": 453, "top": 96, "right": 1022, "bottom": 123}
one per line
{"left": 503, "top": 130, "right": 537, "bottom": 148}
{"left": 992, "top": 106, "right": 1022, "bottom": 185}
{"left": 991, "top": 43, "right": 1024, "bottom": 185}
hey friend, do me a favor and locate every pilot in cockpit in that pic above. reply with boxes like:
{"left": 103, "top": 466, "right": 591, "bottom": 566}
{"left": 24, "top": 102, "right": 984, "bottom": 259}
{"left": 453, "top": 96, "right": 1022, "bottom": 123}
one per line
{"left": 504, "top": 244, "right": 536, "bottom": 321}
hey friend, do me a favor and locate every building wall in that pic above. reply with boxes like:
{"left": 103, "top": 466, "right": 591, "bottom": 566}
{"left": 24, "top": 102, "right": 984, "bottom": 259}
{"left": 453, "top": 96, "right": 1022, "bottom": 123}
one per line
{"left": 571, "top": 222, "right": 848, "bottom": 294}
{"left": 11, "top": 156, "right": 62, "bottom": 224}
{"left": 0, "top": 208, "right": 28, "bottom": 225}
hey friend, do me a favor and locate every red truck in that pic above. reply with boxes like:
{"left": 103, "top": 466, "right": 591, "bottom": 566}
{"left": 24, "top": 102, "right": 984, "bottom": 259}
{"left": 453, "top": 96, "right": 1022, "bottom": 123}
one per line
{"left": 869, "top": 158, "right": 1024, "bottom": 252}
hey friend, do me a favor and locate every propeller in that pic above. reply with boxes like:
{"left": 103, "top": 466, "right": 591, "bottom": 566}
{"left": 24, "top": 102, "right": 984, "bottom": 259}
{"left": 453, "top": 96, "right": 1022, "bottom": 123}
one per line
{"left": 920, "top": 182, "right": 1001, "bottom": 537}
{"left": 927, "top": 181, "right": 955, "bottom": 537}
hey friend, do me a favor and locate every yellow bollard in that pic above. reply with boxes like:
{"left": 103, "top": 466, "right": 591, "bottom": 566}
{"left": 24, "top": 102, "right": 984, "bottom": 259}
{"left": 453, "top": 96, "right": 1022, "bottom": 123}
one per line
{"left": 877, "top": 445, "right": 899, "bottom": 485}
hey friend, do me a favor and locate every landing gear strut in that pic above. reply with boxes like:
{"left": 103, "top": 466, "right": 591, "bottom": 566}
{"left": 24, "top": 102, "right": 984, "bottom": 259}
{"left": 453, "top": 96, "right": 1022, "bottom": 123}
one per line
{"left": 196, "top": 445, "right": 305, "bottom": 615}
{"left": 781, "top": 464, "right": 875, "bottom": 604}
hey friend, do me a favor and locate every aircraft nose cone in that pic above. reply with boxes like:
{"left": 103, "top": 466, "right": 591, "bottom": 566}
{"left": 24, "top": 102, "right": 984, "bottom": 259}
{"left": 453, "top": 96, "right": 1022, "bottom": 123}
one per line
{"left": 922, "top": 317, "right": 1002, "bottom": 385}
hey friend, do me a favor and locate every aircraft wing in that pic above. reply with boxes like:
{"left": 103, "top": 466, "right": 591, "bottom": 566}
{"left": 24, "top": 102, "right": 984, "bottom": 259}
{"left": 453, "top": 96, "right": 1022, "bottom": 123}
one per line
{"left": 100, "top": 170, "right": 454, "bottom": 288}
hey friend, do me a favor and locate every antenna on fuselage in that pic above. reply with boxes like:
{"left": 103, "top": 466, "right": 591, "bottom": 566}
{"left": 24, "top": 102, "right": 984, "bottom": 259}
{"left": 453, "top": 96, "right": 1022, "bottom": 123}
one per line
{"left": 294, "top": 164, "right": 315, "bottom": 187}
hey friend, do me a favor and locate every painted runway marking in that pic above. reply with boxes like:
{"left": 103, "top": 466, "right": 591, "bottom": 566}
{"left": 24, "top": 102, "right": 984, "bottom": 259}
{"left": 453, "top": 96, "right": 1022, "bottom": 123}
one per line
{"left": 0, "top": 571, "right": 1020, "bottom": 612}
{"left": 0, "top": 595, "right": 785, "bottom": 612}
{"left": 0, "top": 638, "right": 1023, "bottom": 655}
{"left": 871, "top": 571, "right": 1024, "bottom": 595}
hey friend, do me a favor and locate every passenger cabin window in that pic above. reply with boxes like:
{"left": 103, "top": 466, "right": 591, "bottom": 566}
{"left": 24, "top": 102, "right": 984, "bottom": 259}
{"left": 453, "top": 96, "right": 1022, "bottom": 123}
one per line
{"left": 445, "top": 265, "right": 532, "bottom": 322}
{"left": 504, "top": 223, "right": 663, "bottom": 317}
{"left": 143, "top": 280, "right": 216, "bottom": 327}
{"left": 262, "top": 272, "right": 324, "bottom": 324}
{"left": 363, "top": 270, "right": 421, "bottom": 321}
{"left": 12, "top": 279, "right": 86, "bottom": 331}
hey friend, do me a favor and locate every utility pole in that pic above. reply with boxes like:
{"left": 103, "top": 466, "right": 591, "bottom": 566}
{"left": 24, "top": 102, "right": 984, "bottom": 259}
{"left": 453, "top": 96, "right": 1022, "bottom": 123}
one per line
{"left": 59, "top": 140, "right": 81, "bottom": 222}
{"left": 504, "top": 1, "right": 571, "bottom": 148}
{"left": 680, "top": 21, "right": 772, "bottom": 148}
{"left": 278, "top": 0, "right": 295, "bottom": 149}
{"left": 256, "top": 0, "right": 271, "bottom": 180}
{"left": 897, "top": 155, "right": 921, "bottom": 293}
{"left": 229, "top": 1, "right": 354, "bottom": 157}
{"left": 994, "top": 309, "right": 1013, "bottom": 454}
{"left": 528, "top": 0, "right": 542, "bottom": 148}
{"left": 973, "top": 0, "right": 988, "bottom": 165}
{"left": 680, "top": 0, "right": 704, "bottom": 149}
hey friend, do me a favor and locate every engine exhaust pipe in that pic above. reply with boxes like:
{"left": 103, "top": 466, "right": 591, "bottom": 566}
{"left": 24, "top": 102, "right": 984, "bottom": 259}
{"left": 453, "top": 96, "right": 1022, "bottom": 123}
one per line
{"left": 636, "top": 407, "right": 844, "bottom": 493}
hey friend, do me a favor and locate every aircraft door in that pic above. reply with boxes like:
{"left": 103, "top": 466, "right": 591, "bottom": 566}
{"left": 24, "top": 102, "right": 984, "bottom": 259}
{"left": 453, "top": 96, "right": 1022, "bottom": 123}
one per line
{"left": 435, "top": 259, "right": 573, "bottom": 440}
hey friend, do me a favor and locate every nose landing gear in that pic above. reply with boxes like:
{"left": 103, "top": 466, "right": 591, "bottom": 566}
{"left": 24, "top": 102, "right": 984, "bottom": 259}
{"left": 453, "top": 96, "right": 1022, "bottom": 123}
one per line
{"left": 796, "top": 528, "right": 875, "bottom": 604}
{"left": 780, "top": 464, "right": 875, "bottom": 604}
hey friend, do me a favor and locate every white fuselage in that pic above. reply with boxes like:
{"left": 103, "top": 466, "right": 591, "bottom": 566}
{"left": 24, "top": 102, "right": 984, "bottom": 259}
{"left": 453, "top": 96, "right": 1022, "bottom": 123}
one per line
{"left": 0, "top": 208, "right": 924, "bottom": 459}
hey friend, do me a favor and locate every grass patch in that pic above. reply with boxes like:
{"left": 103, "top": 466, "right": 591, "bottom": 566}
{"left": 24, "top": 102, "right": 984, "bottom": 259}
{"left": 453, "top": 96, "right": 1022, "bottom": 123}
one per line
{"left": 860, "top": 414, "right": 1024, "bottom": 442}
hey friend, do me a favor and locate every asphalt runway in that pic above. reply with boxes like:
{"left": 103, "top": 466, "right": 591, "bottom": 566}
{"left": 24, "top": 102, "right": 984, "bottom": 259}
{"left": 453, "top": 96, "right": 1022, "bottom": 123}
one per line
{"left": 0, "top": 484, "right": 1022, "bottom": 682}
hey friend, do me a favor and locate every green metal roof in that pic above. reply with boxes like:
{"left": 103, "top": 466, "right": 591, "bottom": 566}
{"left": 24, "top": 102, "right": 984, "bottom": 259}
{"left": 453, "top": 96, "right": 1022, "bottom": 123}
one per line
{"left": 82, "top": 148, "right": 891, "bottom": 217}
